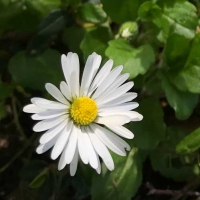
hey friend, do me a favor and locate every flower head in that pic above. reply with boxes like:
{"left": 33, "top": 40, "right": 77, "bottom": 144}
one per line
{"left": 23, "top": 52, "right": 143, "bottom": 176}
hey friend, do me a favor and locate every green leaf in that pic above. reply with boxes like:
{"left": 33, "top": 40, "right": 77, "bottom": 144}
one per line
{"left": 29, "top": 168, "right": 48, "bottom": 189}
{"left": 151, "top": 127, "right": 200, "bottom": 181}
{"left": 78, "top": 3, "right": 107, "bottom": 24}
{"left": 91, "top": 147, "right": 142, "bottom": 200}
{"left": 62, "top": 25, "right": 85, "bottom": 59}
{"left": 163, "top": 33, "right": 191, "bottom": 70}
{"left": 176, "top": 127, "right": 200, "bottom": 154}
{"left": 125, "top": 44, "right": 155, "bottom": 78}
{"left": 101, "top": 0, "right": 144, "bottom": 24}
{"left": 105, "top": 39, "right": 155, "bottom": 79}
{"left": 0, "top": 83, "right": 12, "bottom": 100}
{"left": 19, "top": 160, "right": 48, "bottom": 182}
{"left": 127, "top": 98, "right": 166, "bottom": 149}
{"left": 37, "top": 9, "right": 67, "bottom": 36}
{"left": 26, "top": 0, "right": 61, "bottom": 16}
{"left": 0, "top": 0, "right": 61, "bottom": 32}
{"left": 154, "top": 0, "right": 198, "bottom": 42}
{"left": 168, "top": 33, "right": 200, "bottom": 93}
{"left": 80, "top": 26, "right": 111, "bottom": 61}
{"left": 159, "top": 71, "right": 198, "bottom": 120}
{"left": 9, "top": 49, "right": 63, "bottom": 91}
{"left": 138, "top": 1, "right": 162, "bottom": 21}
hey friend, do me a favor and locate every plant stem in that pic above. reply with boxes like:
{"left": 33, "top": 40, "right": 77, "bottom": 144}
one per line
{"left": 12, "top": 96, "right": 28, "bottom": 141}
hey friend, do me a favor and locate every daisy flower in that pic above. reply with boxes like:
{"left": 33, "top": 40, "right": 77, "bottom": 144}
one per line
{"left": 23, "top": 52, "right": 143, "bottom": 176}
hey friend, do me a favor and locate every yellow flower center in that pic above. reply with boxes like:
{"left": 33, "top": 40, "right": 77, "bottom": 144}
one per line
{"left": 70, "top": 97, "right": 98, "bottom": 125}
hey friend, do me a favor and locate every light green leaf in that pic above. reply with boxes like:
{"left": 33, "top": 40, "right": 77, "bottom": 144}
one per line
{"left": 159, "top": 71, "right": 198, "bottom": 120}
{"left": 176, "top": 127, "right": 200, "bottom": 154}
{"left": 9, "top": 49, "right": 63, "bottom": 91}
{"left": 78, "top": 3, "right": 107, "bottom": 24}
{"left": 151, "top": 127, "right": 200, "bottom": 181}
{"left": 127, "top": 98, "right": 166, "bottom": 149}
{"left": 91, "top": 147, "right": 142, "bottom": 200}
{"left": 138, "top": 1, "right": 162, "bottom": 21}
{"left": 106, "top": 39, "right": 155, "bottom": 79}
{"left": 80, "top": 26, "right": 111, "bottom": 61}
{"left": 101, "top": 0, "right": 144, "bottom": 24}
{"left": 154, "top": 0, "right": 198, "bottom": 41}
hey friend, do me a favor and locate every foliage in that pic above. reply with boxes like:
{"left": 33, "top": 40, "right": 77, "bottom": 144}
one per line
{"left": 0, "top": 0, "right": 200, "bottom": 199}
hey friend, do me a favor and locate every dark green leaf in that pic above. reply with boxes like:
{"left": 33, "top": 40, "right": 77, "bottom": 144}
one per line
{"left": 9, "top": 49, "right": 63, "bottom": 91}
{"left": 19, "top": 160, "right": 48, "bottom": 182}
{"left": 127, "top": 98, "right": 166, "bottom": 149}
{"left": 101, "top": 0, "right": 144, "bottom": 24}
{"left": 91, "top": 147, "right": 142, "bottom": 200}
{"left": 38, "top": 9, "right": 67, "bottom": 36}
{"left": 106, "top": 39, "right": 155, "bottom": 79}
{"left": 0, "top": 83, "right": 12, "bottom": 100}
{"left": 151, "top": 127, "right": 200, "bottom": 181}
{"left": 138, "top": 1, "right": 162, "bottom": 21}
{"left": 164, "top": 33, "right": 191, "bottom": 70}
{"left": 168, "top": 33, "right": 200, "bottom": 93}
{"left": 159, "top": 71, "right": 198, "bottom": 120}
{"left": 176, "top": 127, "right": 200, "bottom": 154}
{"left": 62, "top": 25, "right": 85, "bottom": 59}
{"left": 29, "top": 168, "right": 47, "bottom": 189}
{"left": 78, "top": 3, "right": 107, "bottom": 24}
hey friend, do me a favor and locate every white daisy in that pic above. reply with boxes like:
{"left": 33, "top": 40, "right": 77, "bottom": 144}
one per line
{"left": 23, "top": 52, "right": 143, "bottom": 176}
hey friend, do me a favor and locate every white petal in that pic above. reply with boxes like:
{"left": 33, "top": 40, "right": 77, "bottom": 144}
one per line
{"left": 97, "top": 82, "right": 134, "bottom": 105}
{"left": 61, "top": 53, "right": 72, "bottom": 87}
{"left": 78, "top": 128, "right": 89, "bottom": 164}
{"left": 98, "top": 111, "right": 143, "bottom": 121}
{"left": 70, "top": 145, "right": 79, "bottom": 176}
{"left": 106, "top": 125, "right": 134, "bottom": 139}
{"left": 95, "top": 115, "right": 131, "bottom": 126}
{"left": 99, "top": 92, "right": 137, "bottom": 109}
{"left": 70, "top": 71, "right": 78, "bottom": 98}
{"left": 60, "top": 81, "right": 72, "bottom": 101}
{"left": 92, "top": 65, "right": 123, "bottom": 99}
{"left": 51, "top": 121, "right": 73, "bottom": 160}
{"left": 36, "top": 134, "right": 59, "bottom": 154}
{"left": 88, "top": 59, "right": 113, "bottom": 96}
{"left": 31, "top": 98, "right": 68, "bottom": 110}
{"left": 96, "top": 73, "right": 129, "bottom": 102}
{"left": 64, "top": 124, "right": 79, "bottom": 164}
{"left": 81, "top": 127, "right": 98, "bottom": 169}
{"left": 70, "top": 53, "right": 80, "bottom": 96}
{"left": 92, "top": 124, "right": 130, "bottom": 151}
{"left": 90, "top": 124, "right": 127, "bottom": 156}
{"left": 39, "top": 120, "right": 67, "bottom": 144}
{"left": 99, "top": 102, "right": 139, "bottom": 113}
{"left": 80, "top": 53, "right": 102, "bottom": 96}
{"left": 95, "top": 153, "right": 101, "bottom": 174}
{"left": 45, "top": 83, "right": 69, "bottom": 105}
{"left": 88, "top": 130, "right": 114, "bottom": 171}
{"left": 23, "top": 104, "right": 46, "bottom": 113}
{"left": 33, "top": 115, "right": 67, "bottom": 132}
{"left": 32, "top": 109, "right": 66, "bottom": 120}
{"left": 58, "top": 124, "right": 78, "bottom": 170}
